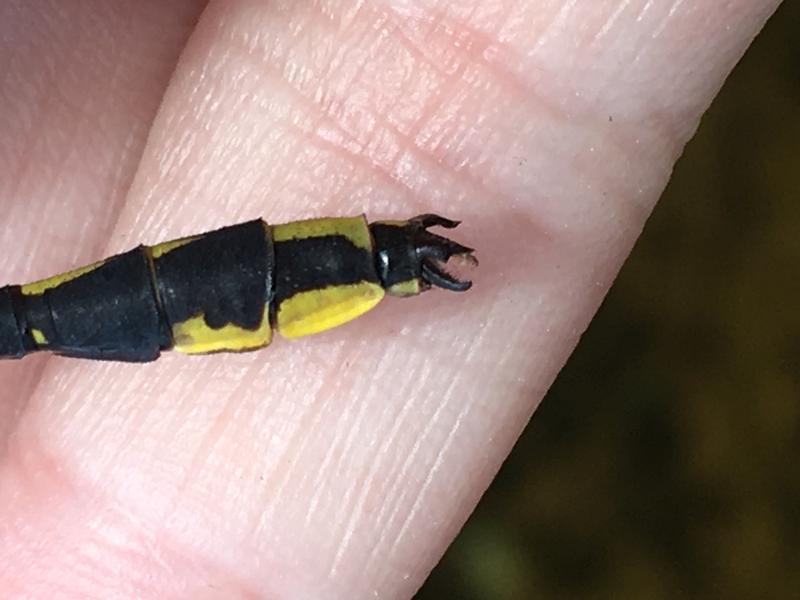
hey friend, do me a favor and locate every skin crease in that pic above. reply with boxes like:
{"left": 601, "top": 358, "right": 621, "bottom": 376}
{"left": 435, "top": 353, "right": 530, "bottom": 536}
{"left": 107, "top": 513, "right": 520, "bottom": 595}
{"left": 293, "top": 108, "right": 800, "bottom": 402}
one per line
{"left": 0, "top": 0, "right": 782, "bottom": 598}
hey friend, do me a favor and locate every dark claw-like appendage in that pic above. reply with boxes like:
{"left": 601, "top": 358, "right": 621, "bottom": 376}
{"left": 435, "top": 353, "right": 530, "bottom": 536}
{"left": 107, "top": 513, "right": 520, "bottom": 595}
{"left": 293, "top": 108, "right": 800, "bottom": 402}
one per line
{"left": 409, "top": 214, "right": 475, "bottom": 292}
{"left": 421, "top": 260, "right": 473, "bottom": 292}
{"left": 370, "top": 213, "right": 477, "bottom": 294}
{"left": 410, "top": 214, "right": 461, "bottom": 230}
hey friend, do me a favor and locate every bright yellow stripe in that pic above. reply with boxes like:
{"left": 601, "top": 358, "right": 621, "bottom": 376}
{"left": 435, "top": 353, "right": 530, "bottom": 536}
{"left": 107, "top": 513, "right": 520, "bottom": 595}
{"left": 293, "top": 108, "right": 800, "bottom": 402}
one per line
{"left": 277, "top": 282, "right": 385, "bottom": 339}
{"left": 149, "top": 235, "right": 200, "bottom": 259}
{"left": 272, "top": 216, "right": 372, "bottom": 250}
{"left": 172, "top": 312, "right": 272, "bottom": 354}
{"left": 31, "top": 329, "right": 47, "bottom": 345}
{"left": 21, "top": 260, "right": 105, "bottom": 295}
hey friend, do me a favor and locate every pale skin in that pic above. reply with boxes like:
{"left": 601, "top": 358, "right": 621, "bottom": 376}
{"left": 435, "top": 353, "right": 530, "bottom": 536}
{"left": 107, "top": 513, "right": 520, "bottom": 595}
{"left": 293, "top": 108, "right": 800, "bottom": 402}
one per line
{"left": 0, "top": 0, "right": 783, "bottom": 597}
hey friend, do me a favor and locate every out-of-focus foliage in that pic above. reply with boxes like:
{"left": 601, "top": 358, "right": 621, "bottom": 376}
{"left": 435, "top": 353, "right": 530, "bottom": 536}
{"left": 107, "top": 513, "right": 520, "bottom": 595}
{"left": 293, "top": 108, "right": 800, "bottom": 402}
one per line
{"left": 419, "top": 3, "right": 799, "bottom": 598}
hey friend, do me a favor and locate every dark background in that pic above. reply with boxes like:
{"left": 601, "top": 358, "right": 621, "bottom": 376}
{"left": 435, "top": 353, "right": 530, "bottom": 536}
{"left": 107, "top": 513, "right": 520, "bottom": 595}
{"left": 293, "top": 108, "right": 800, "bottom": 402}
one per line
{"left": 419, "top": 3, "right": 799, "bottom": 598}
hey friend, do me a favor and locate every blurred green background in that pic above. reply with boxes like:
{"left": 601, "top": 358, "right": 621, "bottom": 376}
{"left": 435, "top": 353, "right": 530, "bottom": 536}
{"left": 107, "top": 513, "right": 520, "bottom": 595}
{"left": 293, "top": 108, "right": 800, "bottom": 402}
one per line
{"left": 419, "top": 3, "right": 799, "bottom": 598}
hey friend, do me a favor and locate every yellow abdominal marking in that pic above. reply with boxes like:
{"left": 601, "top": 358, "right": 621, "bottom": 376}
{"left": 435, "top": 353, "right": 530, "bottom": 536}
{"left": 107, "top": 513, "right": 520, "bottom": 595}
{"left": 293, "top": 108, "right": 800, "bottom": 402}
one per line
{"left": 374, "top": 219, "right": 409, "bottom": 226}
{"left": 277, "top": 282, "right": 385, "bottom": 339}
{"left": 20, "top": 260, "right": 105, "bottom": 295}
{"left": 31, "top": 329, "right": 47, "bottom": 345}
{"left": 149, "top": 235, "right": 200, "bottom": 259}
{"left": 272, "top": 216, "right": 373, "bottom": 250}
{"left": 387, "top": 279, "right": 421, "bottom": 297}
{"left": 172, "top": 312, "right": 272, "bottom": 354}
